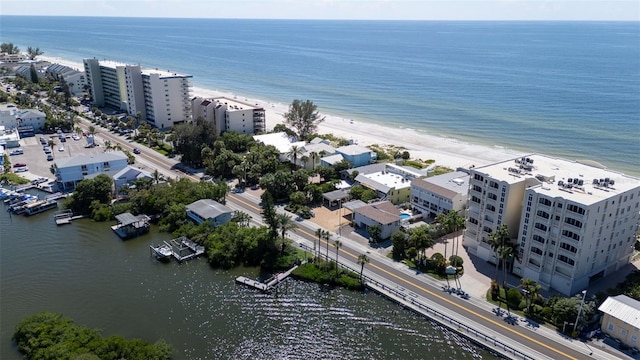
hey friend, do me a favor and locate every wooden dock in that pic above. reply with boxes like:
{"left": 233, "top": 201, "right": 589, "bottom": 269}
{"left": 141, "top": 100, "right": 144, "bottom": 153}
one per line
{"left": 54, "top": 210, "right": 83, "bottom": 225}
{"left": 235, "top": 265, "right": 299, "bottom": 292}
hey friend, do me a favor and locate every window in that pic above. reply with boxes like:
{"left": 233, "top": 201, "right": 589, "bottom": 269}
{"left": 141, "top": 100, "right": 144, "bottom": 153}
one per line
{"left": 534, "top": 223, "right": 548, "bottom": 231}
{"left": 560, "top": 242, "right": 577, "bottom": 253}
{"left": 531, "top": 247, "right": 543, "bottom": 255}
{"left": 486, "top": 204, "right": 496, "bottom": 212}
{"left": 536, "top": 210, "right": 550, "bottom": 219}
{"left": 562, "top": 230, "right": 580, "bottom": 241}
{"left": 607, "top": 323, "right": 615, "bottom": 332}
{"left": 558, "top": 254, "right": 575, "bottom": 266}
{"left": 620, "top": 329, "right": 628, "bottom": 338}
{"left": 533, "top": 234, "right": 545, "bottom": 244}
{"left": 487, "top": 193, "right": 498, "bottom": 201}
{"left": 471, "top": 195, "right": 481, "bottom": 204}
{"left": 474, "top": 174, "right": 484, "bottom": 182}
{"left": 489, "top": 180, "right": 499, "bottom": 189}
{"left": 567, "top": 204, "right": 586, "bottom": 215}
{"left": 564, "top": 217, "right": 583, "bottom": 228}
{"left": 538, "top": 198, "right": 552, "bottom": 206}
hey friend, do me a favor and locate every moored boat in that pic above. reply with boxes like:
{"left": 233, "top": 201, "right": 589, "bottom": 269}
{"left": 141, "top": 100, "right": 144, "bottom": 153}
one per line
{"left": 24, "top": 199, "right": 58, "bottom": 216}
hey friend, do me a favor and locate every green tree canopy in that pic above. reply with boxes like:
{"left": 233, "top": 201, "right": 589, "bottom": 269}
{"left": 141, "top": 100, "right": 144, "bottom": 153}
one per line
{"left": 64, "top": 174, "right": 113, "bottom": 215}
{"left": 283, "top": 99, "right": 325, "bottom": 140}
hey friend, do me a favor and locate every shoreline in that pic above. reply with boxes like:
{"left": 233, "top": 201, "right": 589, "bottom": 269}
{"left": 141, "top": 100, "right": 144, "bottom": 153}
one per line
{"left": 35, "top": 54, "right": 544, "bottom": 171}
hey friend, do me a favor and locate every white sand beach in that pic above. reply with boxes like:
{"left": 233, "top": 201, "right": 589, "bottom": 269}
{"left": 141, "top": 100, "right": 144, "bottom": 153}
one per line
{"left": 40, "top": 55, "right": 525, "bottom": 170}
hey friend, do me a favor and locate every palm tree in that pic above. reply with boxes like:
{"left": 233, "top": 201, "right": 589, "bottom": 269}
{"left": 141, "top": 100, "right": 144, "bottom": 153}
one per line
{"left": 232, "top": 211, "right": 252, "bottom": 228}
{"left": 277, "top": 213, "right": 297, "bottom": 253}
{"left": 357, "top": 254, "right": 370, "bottom": 282}
{"left": 287, "top": 144, "right": 304, "bottom": 169}
{"left": 519, "top": 278, "right": 542, "bottom": 316}
{"left": 103, "top": 140, "right": 112, "bottom": 152}
{"left": 334, "top": 240, "right": 342, "bottom": 275}
{"left": 152, "top": 169, "right": 161, "bottom": 185}
{"left": 488, "top": 224, "right": 510, "bottom": 281}
{"left": 88, "top": 125, "right": 97, "bottom": 137}
{"left": 323, "top": 230, "right": 331, "bottom": 260}
{"left": 315, "top": 228, "right": 323, "bottom": 258}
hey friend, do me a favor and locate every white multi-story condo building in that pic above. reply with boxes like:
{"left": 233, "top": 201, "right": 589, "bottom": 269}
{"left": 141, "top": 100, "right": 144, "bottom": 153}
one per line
{"left": 411, "top": 171, "right": 469, "bottom": 218}
{"left": 191, "top": 96, "right": 266, "bottom": 135}
{"left": 84, "top": 59, "right": 192, "bottom": 129}
{"left": 464, "top": 154, "right": 640, "bottom": 296}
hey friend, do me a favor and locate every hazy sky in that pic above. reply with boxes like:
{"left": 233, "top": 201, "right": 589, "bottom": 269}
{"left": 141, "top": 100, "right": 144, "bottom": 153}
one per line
{"left": 1, "top": 0, "right": 638, "bottom": 21}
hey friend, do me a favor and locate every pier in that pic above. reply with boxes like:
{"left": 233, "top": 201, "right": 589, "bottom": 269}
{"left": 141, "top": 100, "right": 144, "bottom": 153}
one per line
{"left": 235, "top": 264, "right": 299, "bottom": 292}
{"left": 54, "top": 209, "right": 84, "bottom": 225}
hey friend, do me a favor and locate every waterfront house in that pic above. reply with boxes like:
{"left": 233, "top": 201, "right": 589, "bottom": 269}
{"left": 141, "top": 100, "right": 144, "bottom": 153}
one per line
{"left": 252, "top": 132, "right": 306, "bottom": 163}
{"left": 186, "top": 199, "right": 233, "bottom": 226}
{"left": 110, "top": 165, "right": 154, "bottom": 195}
{"left": 53, "top": 151, "right": 128, "bottom": 190}
{"left": 335, "top": 144, "right": 377, "bottom": 167}
{"left": 463, "top": 154, "right": 640, "bottom": 296}
{"left": 300, "top": 137, "right": 337, "bottom": 170}
{"left": 349, "top": 163, "right": 423, "bottom": 205}
{"left": 411, "top": 171, "right": 469, "bottom": 219}
{"left": 598, "top": 295, "right": 640, "bottom": 349}
{"left": 352, "top": 200, "right": 401, "bottom": 240}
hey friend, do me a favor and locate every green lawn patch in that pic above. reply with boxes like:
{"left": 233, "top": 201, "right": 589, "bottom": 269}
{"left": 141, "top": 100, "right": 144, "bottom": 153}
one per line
{"left": 291, "top": 262, "right": 364, "bottom": 291}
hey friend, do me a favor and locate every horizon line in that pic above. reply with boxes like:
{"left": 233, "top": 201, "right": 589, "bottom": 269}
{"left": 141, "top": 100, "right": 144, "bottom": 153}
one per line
{"left": 1, "top": 15, "right": 638, "bottom": 22}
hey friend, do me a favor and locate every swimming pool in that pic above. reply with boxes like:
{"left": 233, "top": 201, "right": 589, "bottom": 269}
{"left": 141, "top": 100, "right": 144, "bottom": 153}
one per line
{"left": 400, "top": 213, "right": 411, "bottom": 220}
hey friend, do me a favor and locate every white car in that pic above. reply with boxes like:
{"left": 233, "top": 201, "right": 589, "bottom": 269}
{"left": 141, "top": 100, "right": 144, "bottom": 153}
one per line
{"left": 72, "top": 135, "right": 80, "bottom": 141}
{"left": 14, "top": 166, "right": 28, "bottom": 173}
{"left": 9, "top": 149, "right": 23, "bottom": 155}
{"left": 58, "top": 147, "right": 64, "bottom": 152}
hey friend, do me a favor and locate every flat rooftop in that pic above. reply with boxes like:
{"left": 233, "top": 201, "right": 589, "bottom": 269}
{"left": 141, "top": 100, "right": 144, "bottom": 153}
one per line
{"left": 215, "top": 97, "right": 263, "bottom": 111}
{"left": 476, "top": 154, "right": 640, "bottom": 205}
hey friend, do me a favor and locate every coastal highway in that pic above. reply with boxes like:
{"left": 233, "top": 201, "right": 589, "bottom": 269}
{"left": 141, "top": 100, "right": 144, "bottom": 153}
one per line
{"left": 75, "top": 117, "right": 614, "bottom": 360}
{"left": 226, "top": 192, "right": 622, "bottom": 360}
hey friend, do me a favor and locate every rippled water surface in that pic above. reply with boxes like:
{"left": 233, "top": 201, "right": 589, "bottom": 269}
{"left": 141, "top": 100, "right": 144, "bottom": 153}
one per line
{"left": 0, "top": 197, "right": 497, "bottom": 359}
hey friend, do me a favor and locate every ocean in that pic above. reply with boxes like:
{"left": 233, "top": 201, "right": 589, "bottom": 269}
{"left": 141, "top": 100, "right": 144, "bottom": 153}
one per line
{"left": 1, "top": 17, "right": 638, "bottom": 175}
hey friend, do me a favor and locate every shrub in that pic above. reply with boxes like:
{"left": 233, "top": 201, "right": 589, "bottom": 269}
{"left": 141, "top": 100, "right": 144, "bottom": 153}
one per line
{"left": 449, "top": 255, "right": 463, "bottom": 267}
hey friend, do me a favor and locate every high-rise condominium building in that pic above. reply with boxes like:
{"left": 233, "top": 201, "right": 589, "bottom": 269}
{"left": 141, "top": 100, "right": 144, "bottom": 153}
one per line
{"left": 464, "top": 154, "right": 640, "bottom": 296}
{"left": 84, "top": 59, "right": 192, "bottom": 129}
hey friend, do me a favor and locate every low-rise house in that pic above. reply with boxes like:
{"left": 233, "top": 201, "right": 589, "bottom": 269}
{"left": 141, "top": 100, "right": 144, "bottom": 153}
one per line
{"left": 411, "top": 171, "right": 469, "bottom": 218}
{"left": 0, "top": 126, "right": 20, "bottom": 148}
{"left": 598, "top": 294, "right": 640, "bottom": 349}
{"left": 335, "top": 144, "right": 377, "bottom": 167}
{"left": 186, "top": 199, "right": 233, "bottom": 226}
{"left": 112, "top": 165, "right": 154, "bottom": 194}
{"left": 253, "top": 132, "right": 306, "bottom": 163}
{"left": 53, "top": 151, "right": 129, "bottom": 190}
{"left": 351, "top": 163, "right": 423, "bottom": 205}
{"left": 300, "top": 137, "right": 336, "bottom": 170}
{"left": 0, "top": 104, "right": 46, "bottom": 132}
{"left": 352, "top": 200, "right": 401, "bottom": 240}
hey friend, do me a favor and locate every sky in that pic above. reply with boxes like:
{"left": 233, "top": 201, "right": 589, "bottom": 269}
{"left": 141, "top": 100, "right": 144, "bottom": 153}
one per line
{"left": 1, "top": 0, "right": 638, "bottom": 21}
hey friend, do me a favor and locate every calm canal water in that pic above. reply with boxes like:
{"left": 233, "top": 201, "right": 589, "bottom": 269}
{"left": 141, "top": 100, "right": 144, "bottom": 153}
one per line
{"left": 0, "top": 194, "right": 498, "bottom": 359}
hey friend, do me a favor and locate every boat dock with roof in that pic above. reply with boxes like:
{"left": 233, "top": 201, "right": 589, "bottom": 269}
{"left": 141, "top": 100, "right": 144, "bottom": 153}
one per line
{"left": 150, "top": 237, "right": 205, "bottom": 262}
{"left": 111, "top": 212, "right": 151, "bottom": 239}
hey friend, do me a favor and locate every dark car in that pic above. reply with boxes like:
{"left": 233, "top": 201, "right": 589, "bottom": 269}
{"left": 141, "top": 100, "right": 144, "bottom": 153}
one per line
{"left": 13, "top": 163, "right": 27, "bottom": 168}
{"left": 133, "top": 148, "right": 141, "bottom": 154}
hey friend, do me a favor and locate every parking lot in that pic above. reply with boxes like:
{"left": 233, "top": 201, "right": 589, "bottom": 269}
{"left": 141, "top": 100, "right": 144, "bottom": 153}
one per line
{"left": 6, "top": 133, "right": 105, "bottom": 190}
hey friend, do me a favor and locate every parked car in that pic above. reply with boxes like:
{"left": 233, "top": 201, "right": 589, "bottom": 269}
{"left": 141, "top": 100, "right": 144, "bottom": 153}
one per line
{"left": 9, "top": 149, "right": 23, "bottom": 155}
{"left": 58, "top": 147, "right": 65, "bottom": 152}
{"left": 14, "top": 166, "right": 28, "bottom": 173}
{"left": 13, "top": 163, "right": 27, "bottom": 168}
{"left": 46, "top": 154, "right": 54, "bottom": 161}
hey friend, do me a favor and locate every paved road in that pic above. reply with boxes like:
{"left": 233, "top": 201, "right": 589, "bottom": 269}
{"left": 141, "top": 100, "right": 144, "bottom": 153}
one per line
{"left": 67, "top": 116, "right": 627, "bottom": 360}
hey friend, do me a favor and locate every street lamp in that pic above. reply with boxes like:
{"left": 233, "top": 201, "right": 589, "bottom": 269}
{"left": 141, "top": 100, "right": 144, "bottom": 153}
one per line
{"left": 573, "top": 289, "right": 587, "bottom": 333}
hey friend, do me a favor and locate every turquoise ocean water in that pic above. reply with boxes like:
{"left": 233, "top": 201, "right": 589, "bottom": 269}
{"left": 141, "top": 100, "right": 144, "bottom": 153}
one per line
{"left": 1, "top": 17, "right": 638, "bottom": 175}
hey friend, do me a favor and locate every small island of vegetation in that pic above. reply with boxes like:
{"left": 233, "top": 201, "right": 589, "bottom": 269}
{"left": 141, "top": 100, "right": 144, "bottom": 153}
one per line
{"left": 12, "top": 312, "right": 172, "bottom": 360}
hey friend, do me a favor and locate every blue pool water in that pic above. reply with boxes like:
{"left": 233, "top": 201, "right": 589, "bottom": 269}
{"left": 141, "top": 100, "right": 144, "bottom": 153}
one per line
{"left": 400, "top": 213, "right": 411, "bottom": 220}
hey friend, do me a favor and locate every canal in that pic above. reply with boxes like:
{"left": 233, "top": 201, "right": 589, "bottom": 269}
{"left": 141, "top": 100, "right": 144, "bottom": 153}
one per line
{"left": 0, "top": 197, "right": 498, "bottom": 359}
